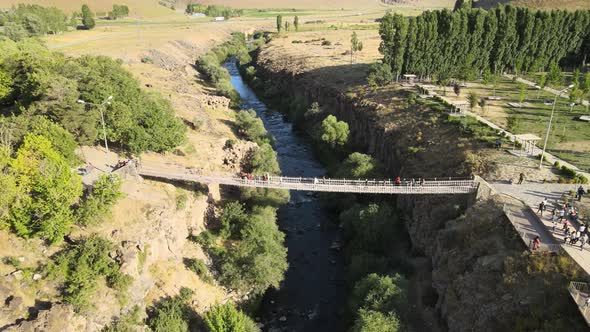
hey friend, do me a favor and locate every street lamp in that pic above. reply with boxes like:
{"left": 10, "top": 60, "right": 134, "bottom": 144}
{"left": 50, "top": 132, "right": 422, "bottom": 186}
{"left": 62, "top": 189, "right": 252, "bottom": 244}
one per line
{"left": 538, "top": 85, "right": 574, "bottom": 169}
{"left": 78, "top": 96, "right": 113, "bottom": 153}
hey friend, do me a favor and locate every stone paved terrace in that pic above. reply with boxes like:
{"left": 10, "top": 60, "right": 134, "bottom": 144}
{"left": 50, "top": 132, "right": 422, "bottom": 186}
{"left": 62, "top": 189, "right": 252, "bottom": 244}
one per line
{"left": 493, "top": 183, "right": 590, "bottom": 274}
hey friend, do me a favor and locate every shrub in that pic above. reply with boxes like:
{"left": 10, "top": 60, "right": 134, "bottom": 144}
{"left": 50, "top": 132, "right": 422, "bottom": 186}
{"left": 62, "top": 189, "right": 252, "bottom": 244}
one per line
{"left": 203, "top": 303, "right": 260, "bottom": 332}
{"left": 184, "top": 258, "right": 214, "bottom": 284}
{"left": 322, "top": 40, "right": 332, "bottom": 46}
{"left": 176, "top": 190, "right": 188, "bottom": 210}
{"left": 349, "top": 273, "right": 408, "bottom": 317}
{"left": 76, "top": 174, "right": 123, "bottom": 226}
{"left": 235, "top": 109, "right": 271, "bottom": 145}
{"left": 46, "top": 235, "right": 121, "bottom": 311}
{"left": 141, "top": 56, "right": 154, "bottom": 64}
{"left": 219, "top": 201, "right": 248, "bottom": 239}
{"left": 367, "top": 63, "right": 393, "bottom": 88}
{"left": 336, "top": 153, "right": 384, "bottom": 178}
{"left": 224, "top": 139, "right": 236, "bottom": 150}
{"left": 147, "top": 289, "right": 194, "bottom": 332}
{"left": 107, "top": 271, "right": 133, "bottom": 292}
{"left": 351, "top": 309, "right": 400, "bottom": 332}
{"left": 553, "top": 161, "right": 561, "bottom": 168}
{"left": 561, "top": 165, "right": 577, "bottom": 178}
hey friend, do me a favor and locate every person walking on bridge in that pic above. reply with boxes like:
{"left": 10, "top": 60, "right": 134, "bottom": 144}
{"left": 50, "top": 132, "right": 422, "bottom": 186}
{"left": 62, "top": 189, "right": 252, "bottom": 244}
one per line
{"left": 581, "top": 233, "right": 589, "bottom": 251}
{"left": 577, "top": 186, "right": 586, "bottom": 201}
{"left": 517, "top": 172, "right": 525, "bottom": 185}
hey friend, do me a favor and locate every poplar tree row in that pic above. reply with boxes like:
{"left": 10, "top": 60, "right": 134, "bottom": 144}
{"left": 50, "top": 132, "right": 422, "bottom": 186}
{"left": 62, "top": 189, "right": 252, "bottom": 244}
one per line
{"left": 379, "top": 5, "right": 590, "bottom": 80}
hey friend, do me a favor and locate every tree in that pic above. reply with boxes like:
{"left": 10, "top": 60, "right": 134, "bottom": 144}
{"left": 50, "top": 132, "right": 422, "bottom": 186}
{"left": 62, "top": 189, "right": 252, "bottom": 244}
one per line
{"left": 76, "top": 174, "right": 123, "bottom": 226}
{"left": 250, "top": 143, "right": 280, "bottom": 175}
{"left": 147, "top": 289, "right": 194, "bottom": 332}
{"left": 81, "top": 4, "right": 95, "bottom": 30}
{"left": 284, "top": 21, "right": 290, "bottom": 32}
{"left": 276, "top": 15, "right": 282, "bottom": 33}
{"left": 378, "top": 12, "right": 408, "bottom": 81}
{"left": 518, "top": 83, "right": 527, "bottom": 104}
{"left": 235, "top": 109, "right": 270, "bottom": 145}
{"left": 9, "top": 134, "right": 83, "bottom": 243}
{"left": 349, "top": 273, "right": 408, "bottom": 315}
{"left": 468, "top": 92, "right": 478, "bottom": 111}
{"left": 367, "top": 63, "right": 393, "bottom": 88}
{"left": 46, "top": 235, "right": 126, "bottom": 311}
{"left": 547, "top": 61, "right": 563, "bottom": 87}
{"left": 482, "top": 68, "right": 499, "bottom": 96}
{"left": 319, "top": 115, "right": 349, "bottom": 148}
{"left": 0, "top": 69, "right": 13, "bottom": 102}
{"left": 294, "top": 16, "right": 299, "bottom": 31}
{"left": 219, "top": 201, "right": 248, "bottom": 239}
{"left": 336, "top": 153, "right": 384, "bottom": 178}
{"left": 351, "top": 309, "right": 400, "bottom": 332}
{"left": 219, "top": 206, "right": 287, "bottom": 294}
{"left": 351, "top": 31, "right": 363, "bottom": 64}
{"left": 203, "top": 303, "right": 260, "bottom": 332}
{"left": 583, "top": 72, "right": 590, "bottom": 99}
{"left": 537, "top": 73, "right": 547, "bottom": 99}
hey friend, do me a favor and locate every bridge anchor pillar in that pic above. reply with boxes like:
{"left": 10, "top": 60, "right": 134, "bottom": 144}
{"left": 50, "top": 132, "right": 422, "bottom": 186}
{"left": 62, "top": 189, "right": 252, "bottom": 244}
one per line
{"left": 207, "top": 183, "right": 221, "bottom": 203}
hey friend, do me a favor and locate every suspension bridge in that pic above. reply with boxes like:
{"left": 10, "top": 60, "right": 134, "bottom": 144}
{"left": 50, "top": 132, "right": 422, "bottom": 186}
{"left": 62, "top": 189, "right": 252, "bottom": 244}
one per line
{"left": 132, "top": 161, "right": 478, "bottom": 195}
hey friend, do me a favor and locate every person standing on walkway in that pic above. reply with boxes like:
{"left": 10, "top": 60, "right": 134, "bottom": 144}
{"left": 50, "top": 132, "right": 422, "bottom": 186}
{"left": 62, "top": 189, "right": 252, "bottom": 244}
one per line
{"left": 581, "top": 233, "right": 589, "bottom": 251}
{"left": 532, "top": 236, "right": 540, "bottom": 251}
{"left": 577, "top": 186, "right": 586, "bottom": 201}
{"left": 537, "top": 199, "right": 546, "bottom": 216}
{"left": 559, "top": 208, "right": 566, "bottom": 222}
{"left": 518, "top": 172, "right": 525, "bottom": 184}
{"left": 563, "top": 219, "right": 570, "bottom": 232}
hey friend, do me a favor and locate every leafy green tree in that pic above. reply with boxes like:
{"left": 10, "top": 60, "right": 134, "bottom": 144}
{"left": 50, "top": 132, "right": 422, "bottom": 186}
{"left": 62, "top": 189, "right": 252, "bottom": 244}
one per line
{"left": 339, "top": 203, "right": 399, "bottom": 256}
{"left": 219, "top": 206, "right": 287, "bottom": 294}
{"left": 219, "top": 201, "right": 248, "bottom": 239}
{"left": 294, "top": 16, "right": 299, "bottom": 31}
{"left": 378, "top": 12, "right": 408, "bottom": 81}
{"left": 582, "top": 72, "right": 590, "bottom": 99}
{"left": 0, "top": 147, "right": 18, "bottom": 223}
{"left": 349, "top": 273, "right": 408, "bottom": 316}
{"left": 9, "top": 134, "right": 83, "bottom": 243}
{"left": 47, "top": 235, "right": 126, "bottom": 311}
{"left": 76, "top": 174, "right": 123, "bottom": 226}
{"left": 518, "top": 83, "right": 527, "bottom": 104}
{"left": 367, "top": 63, "right": 393, "bottom": 88}
{"left": 468, "top": 92, "right": 478, "bottom": 111}
{"left": 351, "top": 309, "right": 400, "bottom": 332}
{"left": 350, "top": 31, "right": 363, "bottom": 64}
{"left": 319, "top": 115, "right": 349, "bottom": 148}
{"left": 276, "top": 15, "right": 282, "bottom": 33}
{"left": 284, "top": 21, "right": 290, "bottom": 32}
{"left": 0, "top": 69, "right": 14, "bottom": 103}
{"left": 81, "top": 4, "right": 95, "bottom": 30}
{"left": 147, "top": 290, "right": 194, "bottom": 332}
{"left": 336, "top": 153, "right": 383, "bottom": 178}
{"left": 3, "top": 22, "right": 28, "bottom": 41}
{"left": 537, "top": 73, "right": 547, "bottom": 99}
{"left": 203, "top": 303, "right": 260, "bottom": 332}
{"left": 235, "top": 109, "right": 271, "bottom": 145}
{"left": 250, "top": 143, "right": 280, "bottom": 174}
{"left": 547, "top": 61, "right": 563, "bottom": 87}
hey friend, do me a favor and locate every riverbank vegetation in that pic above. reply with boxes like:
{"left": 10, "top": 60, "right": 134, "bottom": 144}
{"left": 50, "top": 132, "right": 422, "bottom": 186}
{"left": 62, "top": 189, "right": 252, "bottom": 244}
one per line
{"left": 0, "top": 4, "right": 67, "bottom": 41}
{"left": 186, "top": 3, "right": 243, "bottom": 18}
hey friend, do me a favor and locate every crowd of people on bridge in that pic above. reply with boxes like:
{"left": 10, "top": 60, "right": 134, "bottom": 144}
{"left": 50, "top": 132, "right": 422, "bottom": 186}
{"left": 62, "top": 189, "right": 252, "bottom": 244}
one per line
{"left": 537, "top": 189, "right": 590, "bottom": 252}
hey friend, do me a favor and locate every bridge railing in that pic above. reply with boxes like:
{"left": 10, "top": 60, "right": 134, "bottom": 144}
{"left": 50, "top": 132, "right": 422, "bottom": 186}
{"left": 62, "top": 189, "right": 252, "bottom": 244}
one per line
{"left": 502, "top": 204, "right": 563, "bottom": 253}
{"left": 136, "top": 163, "right": 479, "bottom": 194}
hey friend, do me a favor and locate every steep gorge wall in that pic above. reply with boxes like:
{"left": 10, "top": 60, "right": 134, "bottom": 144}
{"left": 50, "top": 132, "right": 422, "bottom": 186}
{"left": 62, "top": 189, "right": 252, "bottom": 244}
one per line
{"left": 252, "top": 53, "right": 586, "bottom": 331}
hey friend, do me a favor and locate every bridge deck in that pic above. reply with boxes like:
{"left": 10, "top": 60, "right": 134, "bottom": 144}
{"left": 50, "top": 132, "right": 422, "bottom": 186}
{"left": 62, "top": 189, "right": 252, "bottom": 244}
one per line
{"left": 136, "top": 163, "right": 478, "bottom": 195}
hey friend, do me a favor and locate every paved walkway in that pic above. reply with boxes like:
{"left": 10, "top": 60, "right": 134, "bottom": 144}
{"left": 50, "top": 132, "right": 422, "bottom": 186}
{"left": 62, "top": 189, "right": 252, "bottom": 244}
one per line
{"left": 494, "top": 183, "right": 590, "bottom": 275}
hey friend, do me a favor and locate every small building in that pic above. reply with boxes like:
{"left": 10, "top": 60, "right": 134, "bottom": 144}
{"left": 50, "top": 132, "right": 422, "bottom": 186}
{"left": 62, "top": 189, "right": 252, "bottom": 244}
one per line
{"left": 403, "top": 74, "right": 417, "bottom": 85}
{"left": 513, "top": 133, "right": 542, "bottom": 156}
{"left": 214, "top": 16, "right": 225, "bottom": 21}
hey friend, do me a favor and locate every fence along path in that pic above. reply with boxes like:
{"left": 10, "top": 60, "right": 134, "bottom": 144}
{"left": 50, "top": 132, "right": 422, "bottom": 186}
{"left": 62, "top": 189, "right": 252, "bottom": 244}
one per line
{"left": 135, "top": 161, "right": 478, "bottom": 195}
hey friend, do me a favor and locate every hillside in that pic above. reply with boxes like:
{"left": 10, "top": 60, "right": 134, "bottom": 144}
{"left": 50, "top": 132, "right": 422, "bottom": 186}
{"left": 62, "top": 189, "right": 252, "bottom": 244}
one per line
{"left": 0, "top": 0, "right": 175, "bottom": 17}
{"left": 179, "top": 0, "right": 454, "bottom": 9}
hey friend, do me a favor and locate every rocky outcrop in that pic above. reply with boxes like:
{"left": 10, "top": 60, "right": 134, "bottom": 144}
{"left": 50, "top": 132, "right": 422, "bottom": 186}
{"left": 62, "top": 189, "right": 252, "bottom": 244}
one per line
{"left": 5, "top": 304, "right": 89, "bottom": 332}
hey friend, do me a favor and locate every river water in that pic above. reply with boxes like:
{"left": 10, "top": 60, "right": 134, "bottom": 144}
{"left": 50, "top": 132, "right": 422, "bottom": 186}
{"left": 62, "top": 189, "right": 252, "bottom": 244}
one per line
{"left": 225, "top": 59, "right": 346, "bottom": 331}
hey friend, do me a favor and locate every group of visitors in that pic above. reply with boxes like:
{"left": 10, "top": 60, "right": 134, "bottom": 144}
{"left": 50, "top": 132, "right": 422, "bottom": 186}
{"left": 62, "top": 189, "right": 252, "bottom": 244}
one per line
{"left": 544, "top": 200, "right": 590, "bottom": 252}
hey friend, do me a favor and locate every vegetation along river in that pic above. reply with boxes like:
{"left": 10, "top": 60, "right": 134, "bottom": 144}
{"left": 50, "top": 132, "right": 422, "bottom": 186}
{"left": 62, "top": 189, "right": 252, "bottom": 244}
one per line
{"left": 225, "top": 59, "right": 346, "bottom": 331}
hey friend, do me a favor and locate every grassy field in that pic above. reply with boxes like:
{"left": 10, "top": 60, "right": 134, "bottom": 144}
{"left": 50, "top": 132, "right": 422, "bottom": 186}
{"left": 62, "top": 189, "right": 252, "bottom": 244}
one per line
{"left": 0, "top": 0, "right": 176, "bottom": 17}
{"left": 429, "top": 79, "right": 590, "bottom": 171}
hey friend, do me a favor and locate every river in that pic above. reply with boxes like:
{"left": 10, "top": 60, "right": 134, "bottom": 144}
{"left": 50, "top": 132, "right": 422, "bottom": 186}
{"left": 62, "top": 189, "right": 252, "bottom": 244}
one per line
{"left": 225, "top": 59, "right": 346, "bottom": 331}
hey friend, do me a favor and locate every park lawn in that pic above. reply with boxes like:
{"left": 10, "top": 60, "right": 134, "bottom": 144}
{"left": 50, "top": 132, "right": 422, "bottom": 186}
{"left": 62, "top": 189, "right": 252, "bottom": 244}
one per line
{"left": 430, "top": 78, "right": 590, "bottom": 171}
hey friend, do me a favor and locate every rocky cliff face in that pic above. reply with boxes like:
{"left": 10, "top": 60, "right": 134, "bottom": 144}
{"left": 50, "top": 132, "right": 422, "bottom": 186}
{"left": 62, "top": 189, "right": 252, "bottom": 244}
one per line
{"left": 253, "top": 50, "right": 586, "bottom": 331}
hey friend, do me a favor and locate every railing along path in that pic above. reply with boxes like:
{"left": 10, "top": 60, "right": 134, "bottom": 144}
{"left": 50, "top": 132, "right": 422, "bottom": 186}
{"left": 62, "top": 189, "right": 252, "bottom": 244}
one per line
{"left": 135, "top": 161, "right": 478, "bottom": 195}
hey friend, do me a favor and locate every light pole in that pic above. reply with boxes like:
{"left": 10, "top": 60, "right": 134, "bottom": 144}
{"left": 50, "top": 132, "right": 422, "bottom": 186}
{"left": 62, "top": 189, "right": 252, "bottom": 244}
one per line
{"left": 539, "top": 85, "right": 574, "bottom": 169}
{"left": 78, "top": 96, "right": 113, "bottom": 153}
